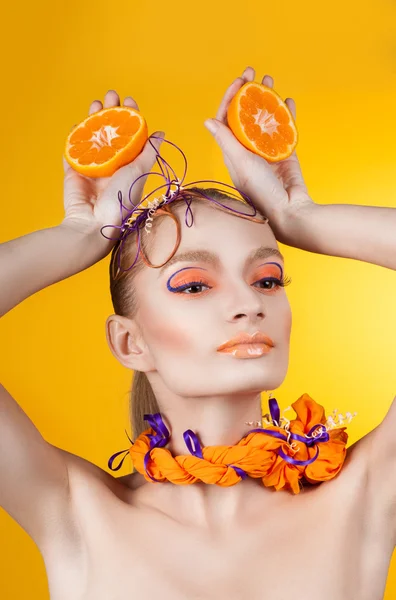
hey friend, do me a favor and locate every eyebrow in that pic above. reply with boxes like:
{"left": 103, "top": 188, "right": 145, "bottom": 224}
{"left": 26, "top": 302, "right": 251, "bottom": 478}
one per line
{"left": 158, "top": 246, "right": 284, "bottom": 275}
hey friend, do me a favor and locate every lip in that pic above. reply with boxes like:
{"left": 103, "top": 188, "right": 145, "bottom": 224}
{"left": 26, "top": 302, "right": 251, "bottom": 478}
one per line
{"left": 217, "top": 343, "right": 273, "bottom": 359}
{"left": 216, "top": 331, "right": 274, "bottom": 352}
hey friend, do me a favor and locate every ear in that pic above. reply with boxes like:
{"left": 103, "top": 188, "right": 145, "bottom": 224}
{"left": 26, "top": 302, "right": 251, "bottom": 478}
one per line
{"left": 105, "top": 314, "right": 155, "bottom": 372}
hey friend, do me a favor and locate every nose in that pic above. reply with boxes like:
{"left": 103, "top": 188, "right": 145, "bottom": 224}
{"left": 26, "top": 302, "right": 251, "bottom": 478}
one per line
{"left": 226, "top": 284, "right": 266, "bottom": 323}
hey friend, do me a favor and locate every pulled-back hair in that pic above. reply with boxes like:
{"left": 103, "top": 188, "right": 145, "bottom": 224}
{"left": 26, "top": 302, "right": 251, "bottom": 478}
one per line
{"left": 108, "top": 187, "right": 265, "bottom": 443}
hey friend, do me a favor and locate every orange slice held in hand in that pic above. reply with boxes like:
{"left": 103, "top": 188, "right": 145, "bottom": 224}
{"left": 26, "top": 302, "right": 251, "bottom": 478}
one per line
{"left": 227, "top": 82, "right": 298, "bottom": 162}
{"left": 64, "top": 106, "right": 148, "bottom": 177}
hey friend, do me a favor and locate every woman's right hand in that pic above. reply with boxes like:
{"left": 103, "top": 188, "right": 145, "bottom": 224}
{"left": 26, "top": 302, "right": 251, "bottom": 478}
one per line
{"left": 61, "top": 89, "right": 165, "bottom": 260}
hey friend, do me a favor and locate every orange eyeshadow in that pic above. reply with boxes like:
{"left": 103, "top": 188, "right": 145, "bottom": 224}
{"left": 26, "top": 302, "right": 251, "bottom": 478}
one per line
{"left": 253, "top": 265, "right": 282, "bottom": 280}
{"left": 170, "top": 268, "right": 212, "bottom": 286}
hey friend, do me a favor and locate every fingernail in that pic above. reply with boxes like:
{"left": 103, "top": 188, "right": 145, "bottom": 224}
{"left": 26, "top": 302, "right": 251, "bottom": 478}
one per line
{"left": 204, "top": 119, "right": 218, "bottom": 135}
{"left": 151, "top": 131, "right": 165, "bottom": 141}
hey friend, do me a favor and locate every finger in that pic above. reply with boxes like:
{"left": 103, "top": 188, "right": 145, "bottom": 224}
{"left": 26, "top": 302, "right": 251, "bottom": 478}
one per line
{"left": 215, "top": 66, "right": 255, "bottom": 124}
{"left": 204, "top": 118, "right": 246, "bottom": 164}
{"left": 123, "top": 96, "right": 140, "bottom": 111}
{"left": 215, "top": 79, "right": 243, "bottom": 123}
{"left": 89, "top": 100, "right": 103, "bottom": 115}
{"left": 261, "top": 74, "right": 274, "bottom": 88}
{"left": 114, "top": 131, "right": 166, "bottom": 202}
{"left": 241, "top": 65, "right": 255, "bottom": 81}
{"left": 104, "top": 89, "right": 120, "bottom": 108}
{"left": 131, "top": 131, "right": 165, "bottom": 173}
{"left": 63, "top": 156, "right": 73, "bottom": 175}
{"left": 285, "top": 97, "right": 296, "bottom": 121}
{"left": 64, "top": 123, "right": 78, "bottom": 173}
{"left": 62, "top": 155, "right": 82, "bottom": 177}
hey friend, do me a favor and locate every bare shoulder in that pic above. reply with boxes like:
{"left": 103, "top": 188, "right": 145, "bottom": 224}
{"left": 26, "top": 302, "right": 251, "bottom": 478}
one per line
{"left": 341, "top": 422, "right": 378, "bottom": 486}
{"left": 58, "top": 447, "right": 143, "bottom": 498}
{"left": 41, "top": 449, "right": 144, "bottom": 545}
{"left": 351, "top": 399, "right": 396, "bottom": 544}
{"left": 344, "top": 427, "right": 375, "bottom": 465}
{"left": 319, "top": 425, "right": 375, "bottom": 502}
{"left": 32, "top": 446, "right": 149, "bottom": 590}
{"left": 341, "top": 420, "right": 396, "bottom": 531}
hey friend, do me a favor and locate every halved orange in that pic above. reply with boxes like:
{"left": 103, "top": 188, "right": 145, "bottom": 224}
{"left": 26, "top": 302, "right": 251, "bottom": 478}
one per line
{"left": 227, "top": 82, "right": 298, "bottom": 162}
{"left": 64, "top": 106, "right": 148, "bottom": 177}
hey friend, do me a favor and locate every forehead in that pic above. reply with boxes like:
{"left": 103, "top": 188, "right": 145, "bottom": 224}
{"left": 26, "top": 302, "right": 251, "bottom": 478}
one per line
{"left": 172, "top": 198, "right": 275, "bottom": 242}
{"left": 143, "top": 199, "right": 283, "bottom": 274}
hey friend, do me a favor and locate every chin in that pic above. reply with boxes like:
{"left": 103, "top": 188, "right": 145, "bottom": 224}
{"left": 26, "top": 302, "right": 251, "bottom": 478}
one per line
{"left": 216, "top": 368, "right": 287, "bottom": 395}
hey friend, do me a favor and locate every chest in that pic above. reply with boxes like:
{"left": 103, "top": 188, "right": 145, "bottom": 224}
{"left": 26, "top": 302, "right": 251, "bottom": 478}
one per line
{"left": 44, "top": 470, "right": 393, "bottom": 600}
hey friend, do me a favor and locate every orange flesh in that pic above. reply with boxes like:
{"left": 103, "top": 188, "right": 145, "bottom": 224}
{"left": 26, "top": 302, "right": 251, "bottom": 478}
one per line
{"left": 68, "top": 110, "right": 141, "bottom": 164}
{"left": 227, "top": 83, "right": 298, "bottom": 162}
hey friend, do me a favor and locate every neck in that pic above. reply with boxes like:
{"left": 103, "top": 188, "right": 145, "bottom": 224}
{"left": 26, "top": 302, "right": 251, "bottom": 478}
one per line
{"left": 141, "top": 380, "right": 274, "bottom": 530}
{"left": 156, "top": 390, "right": 265, "bottom": 457}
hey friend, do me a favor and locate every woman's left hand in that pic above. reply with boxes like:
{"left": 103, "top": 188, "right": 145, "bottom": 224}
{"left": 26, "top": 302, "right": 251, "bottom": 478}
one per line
{"left": 204, "top": 67, "right": 315, "bottom": 244}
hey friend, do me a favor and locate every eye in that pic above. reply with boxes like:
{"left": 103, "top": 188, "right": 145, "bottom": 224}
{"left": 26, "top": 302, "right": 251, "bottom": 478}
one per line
{"left": 168, "top": 273, "right": 292, "bottom": 295}
{"left": 169, "top": 278, "right": 212, "bottom": 294}
{"left": 254, "top": 274, "right": 292, "bottom": 291}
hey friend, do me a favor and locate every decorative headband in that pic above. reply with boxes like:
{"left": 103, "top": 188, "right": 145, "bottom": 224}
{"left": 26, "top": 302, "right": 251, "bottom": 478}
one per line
{"left": 99, "top": 135, "right": 268, "bottom": 278}
{"left": 108, "top": 393, "right": 357, "bottom": 495}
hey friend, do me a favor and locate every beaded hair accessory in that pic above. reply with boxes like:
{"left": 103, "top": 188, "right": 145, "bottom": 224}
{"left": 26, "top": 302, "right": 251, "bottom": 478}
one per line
{"left": 108, "top": 393, "right": 357, "bottom": 494}
{"left": 99, "top": 135, "right": 268, "bottom": 279}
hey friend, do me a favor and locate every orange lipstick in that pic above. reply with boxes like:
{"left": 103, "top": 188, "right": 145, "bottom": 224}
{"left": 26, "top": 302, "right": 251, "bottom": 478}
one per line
{"left": 216, "top": 331, "right": 274, "bottom": 359}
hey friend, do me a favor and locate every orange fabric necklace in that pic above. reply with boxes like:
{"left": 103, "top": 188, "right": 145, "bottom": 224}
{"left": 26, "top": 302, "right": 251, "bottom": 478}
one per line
{"left": 108, "top": 393, "right": 357, "bottom": 495}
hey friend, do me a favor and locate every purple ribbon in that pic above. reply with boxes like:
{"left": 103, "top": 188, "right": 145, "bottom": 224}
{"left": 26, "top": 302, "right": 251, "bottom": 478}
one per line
{"left": 183, "top": 429, "right": 249, "bottom": 480}
{"left": 108, "top": 398, "right": 329, "bottom": 481}
{"left": 99, "top": 135, "right": 265, "bottom": 275}
{"left": 107, "top": 428, "right": 134, "bottom": 471}
{"left": 246, "top": 397, "right": 330, "bottom": 466}
{"left": 141, "top": 413, "right": 171, "bottom": 482}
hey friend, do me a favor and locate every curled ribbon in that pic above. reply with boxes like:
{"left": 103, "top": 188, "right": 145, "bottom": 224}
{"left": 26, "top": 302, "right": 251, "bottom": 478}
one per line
{"left": 99, "top": 135, "right": 268, "bottom": 278}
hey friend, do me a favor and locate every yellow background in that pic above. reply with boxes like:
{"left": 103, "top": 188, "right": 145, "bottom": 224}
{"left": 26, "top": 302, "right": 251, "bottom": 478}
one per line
{"left": 1, "top": 0, "right": 396, "bottom": 597}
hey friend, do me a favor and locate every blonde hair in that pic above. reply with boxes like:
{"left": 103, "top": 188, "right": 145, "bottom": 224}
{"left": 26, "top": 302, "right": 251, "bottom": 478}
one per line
{"left": 108, "top": 187, "right": 265, "bottom": 443}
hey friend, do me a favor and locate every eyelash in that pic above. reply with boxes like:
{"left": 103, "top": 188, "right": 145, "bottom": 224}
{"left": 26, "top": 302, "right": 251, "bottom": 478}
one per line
{"left": 170, "top": 274, "right": 292, "bottom": 294}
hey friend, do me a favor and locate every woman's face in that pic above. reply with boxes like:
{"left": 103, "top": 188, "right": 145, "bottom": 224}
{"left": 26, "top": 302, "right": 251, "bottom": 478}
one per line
{"left": 132, "top": 200, "right": 292, "bottom": 397}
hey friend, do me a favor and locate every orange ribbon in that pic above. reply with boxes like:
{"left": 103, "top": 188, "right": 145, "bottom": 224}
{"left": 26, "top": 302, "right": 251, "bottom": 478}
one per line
{"left": 126, "top": 394, "right": 351, "bottom": 495}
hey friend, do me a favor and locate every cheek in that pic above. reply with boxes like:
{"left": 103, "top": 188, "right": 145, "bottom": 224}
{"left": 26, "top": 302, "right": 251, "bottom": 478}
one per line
{"left": 273, "top": 296, "right": 292, "bottom": 341}
{"left": 140, "top": 304, "right": 193, "bottom": 355}
{"left": 282, "top": 306, "right": 292, "bottom": 340}
{"left": 153, "top": 322, "right": 192, "bottom": 354}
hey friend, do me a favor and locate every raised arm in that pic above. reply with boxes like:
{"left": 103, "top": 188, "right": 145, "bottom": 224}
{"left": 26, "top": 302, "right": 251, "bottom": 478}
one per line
{"left": 0, "top": 223, "right": 109, "bottom": 318}
{"left": 0, "top": 88, "right": 165, "bottom": 550}
{"left": 0, "top": 223, "right": 111, "bottom": 549}
{"left": 206, "top": 66, "right": 396, "bottom": 540}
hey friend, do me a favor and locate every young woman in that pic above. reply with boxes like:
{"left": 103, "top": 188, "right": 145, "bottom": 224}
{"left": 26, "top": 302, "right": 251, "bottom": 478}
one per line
{"left": 1, "top": 67, "right": 395, "bottom": 600}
